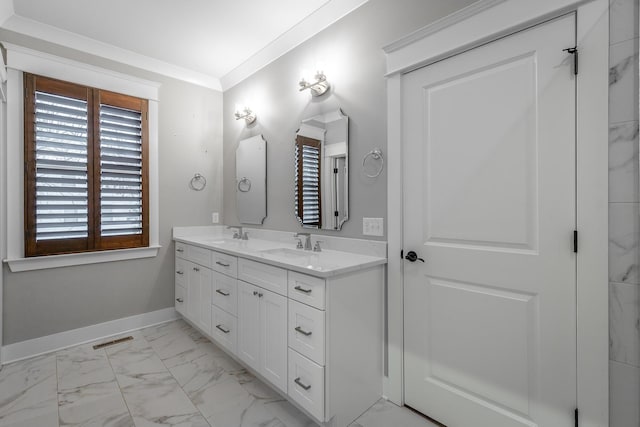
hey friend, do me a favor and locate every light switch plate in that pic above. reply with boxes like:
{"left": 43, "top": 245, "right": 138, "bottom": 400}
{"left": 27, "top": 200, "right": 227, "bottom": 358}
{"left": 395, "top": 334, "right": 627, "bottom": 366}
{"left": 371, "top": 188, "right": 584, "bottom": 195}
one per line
{"left": 212, "top": 212, "right": 219, "bottom": 223}
{"left": 363, "top": 217, "right": 384, "bottom": 236}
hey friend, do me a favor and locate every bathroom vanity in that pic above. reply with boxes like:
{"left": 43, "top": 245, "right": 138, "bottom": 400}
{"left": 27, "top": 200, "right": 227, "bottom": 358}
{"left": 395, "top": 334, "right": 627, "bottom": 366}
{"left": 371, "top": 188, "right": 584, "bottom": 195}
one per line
{"left": 173, "top": 226, "right": 386, "bottom": 427}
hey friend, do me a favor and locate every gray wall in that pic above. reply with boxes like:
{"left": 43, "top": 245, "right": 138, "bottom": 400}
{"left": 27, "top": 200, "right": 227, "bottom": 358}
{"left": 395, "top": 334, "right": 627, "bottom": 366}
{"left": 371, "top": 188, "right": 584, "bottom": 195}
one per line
{"left": 0, "top": 31, "right": 223, "bottom": 344}
{"left": 608, "top": 0, "right": 640, "bottom": 425}
{"left": 222, "top": 0, "right": 477, "bottom": 239}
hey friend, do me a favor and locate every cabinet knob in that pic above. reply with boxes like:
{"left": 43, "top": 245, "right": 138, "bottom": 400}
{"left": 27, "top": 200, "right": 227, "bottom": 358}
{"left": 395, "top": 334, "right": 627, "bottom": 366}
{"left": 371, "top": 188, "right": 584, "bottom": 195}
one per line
{"left": 176, "top": 298, "right": 184, "bottom": 303}
{"left": 176, "top": 271, "right": 184, "bottom": 275}
{"left": 253, "top": 291, "right": 258, "bottom": 296}
{"left": 258, "top": 293, "right": 263, "bottom": 298}
{"left": 193, "top": 267, "right": 200, "bottom": 272}
{"left": 176, "top": 248, "right": 184, "bottom": 253}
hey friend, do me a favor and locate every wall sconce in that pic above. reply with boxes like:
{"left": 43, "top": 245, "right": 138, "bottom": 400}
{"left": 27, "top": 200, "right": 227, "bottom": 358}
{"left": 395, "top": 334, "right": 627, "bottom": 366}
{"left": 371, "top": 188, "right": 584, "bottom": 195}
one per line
{"left": 234, "top": 106, "right": 256, "bottom": 125}
{"left": 299, "top": 69, "right": 330, "bottom": 97}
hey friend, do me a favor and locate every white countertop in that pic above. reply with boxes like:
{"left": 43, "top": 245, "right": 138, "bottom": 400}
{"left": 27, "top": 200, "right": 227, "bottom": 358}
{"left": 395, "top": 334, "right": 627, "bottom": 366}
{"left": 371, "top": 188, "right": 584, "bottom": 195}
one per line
{"left": 173, "top": 227, "right": 387, "bottom": 278}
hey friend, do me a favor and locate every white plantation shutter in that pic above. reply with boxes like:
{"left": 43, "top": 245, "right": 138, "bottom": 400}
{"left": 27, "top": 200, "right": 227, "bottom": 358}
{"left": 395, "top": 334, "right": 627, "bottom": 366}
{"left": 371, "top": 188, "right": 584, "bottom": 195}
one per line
{"left": 34, "top": 91, "right": 89, "bottom": 241}
{"left": 99, "top": 104, "right": 143, "bottom": 236}
{"left": 295, "top": 136, "right": 321, "bottom": 227}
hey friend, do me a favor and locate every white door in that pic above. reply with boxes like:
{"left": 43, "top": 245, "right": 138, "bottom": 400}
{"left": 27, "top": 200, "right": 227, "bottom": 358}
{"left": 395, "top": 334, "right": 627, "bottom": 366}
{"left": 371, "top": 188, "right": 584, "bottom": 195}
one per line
{"left": 260, "top": 289, "right": 288, "bottom": 392}
{"left": 403, "top": 15, "right": 577, "bottom": 427}
{"left": 237, "top": 281, "right": 260, "bottom": 370}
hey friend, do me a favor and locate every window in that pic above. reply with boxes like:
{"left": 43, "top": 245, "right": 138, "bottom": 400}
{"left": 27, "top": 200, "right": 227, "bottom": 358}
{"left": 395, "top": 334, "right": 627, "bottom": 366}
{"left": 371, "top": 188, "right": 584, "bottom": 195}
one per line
{"left": 24, "top": 73, "right": 149, "bottom": 257}
{"left": 295, "top": 135, "right": 322, "bottom": 227}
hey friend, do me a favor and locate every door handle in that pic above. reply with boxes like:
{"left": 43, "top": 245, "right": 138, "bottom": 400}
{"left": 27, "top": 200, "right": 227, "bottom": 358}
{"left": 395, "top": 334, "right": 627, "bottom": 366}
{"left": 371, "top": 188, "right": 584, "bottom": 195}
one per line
{"left": 405, "top": 251, "right": 425, "bottom": 263}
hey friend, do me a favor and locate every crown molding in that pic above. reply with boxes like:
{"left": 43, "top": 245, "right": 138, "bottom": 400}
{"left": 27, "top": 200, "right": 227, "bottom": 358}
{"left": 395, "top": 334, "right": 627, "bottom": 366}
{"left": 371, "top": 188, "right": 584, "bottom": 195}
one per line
{"left": 219, "top": 0, "right": 369, "bottom": 91}
{"left": 1, "top": 14, "right": 222, "bottom": 91}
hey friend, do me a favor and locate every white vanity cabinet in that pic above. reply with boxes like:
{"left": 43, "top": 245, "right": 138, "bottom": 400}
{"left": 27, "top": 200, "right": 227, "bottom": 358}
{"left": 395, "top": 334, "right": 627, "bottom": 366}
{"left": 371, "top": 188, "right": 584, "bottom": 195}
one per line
{"left": 174, "top": 238, "right": 384, "bottom": 427}
{"left": 237, "top": 265, "right": 288, "bottom": 393}
{"left": 174, "top": 242, "right": 215, "bottom": 336}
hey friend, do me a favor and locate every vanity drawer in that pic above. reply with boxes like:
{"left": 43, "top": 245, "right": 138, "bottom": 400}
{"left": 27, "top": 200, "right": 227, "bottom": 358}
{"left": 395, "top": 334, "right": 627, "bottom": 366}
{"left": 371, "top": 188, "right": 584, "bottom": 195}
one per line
{"left": 212, "top": 272, "right": 238, "bottom": 315}
{"left": 175, "top": 285, "right": 186, "bottom": 316}
{"left": 213, "top": 251, "right": 238, "bottom": 278}
{"left": 175, "top": 258, "right": 187, "bottom": 287}
{"left": 289, "top": 300, "right": 325, "bottom": 365}
{"left": 175, "top": 242, "right": 187, "bottom": 259}
{"left": 288, "top": 272, "right": 325, "bottom": 310}
{"left": 238, "top": 258, "right": 287, "bottom": 296}
{"left": 288, "top": 349, "right": 325, "bottom": 422}
{"left": 186, "top": 245, "right": 212, "bottom": 268}
{"left": 211, "top": 305, "right": 237, "bottom": 354}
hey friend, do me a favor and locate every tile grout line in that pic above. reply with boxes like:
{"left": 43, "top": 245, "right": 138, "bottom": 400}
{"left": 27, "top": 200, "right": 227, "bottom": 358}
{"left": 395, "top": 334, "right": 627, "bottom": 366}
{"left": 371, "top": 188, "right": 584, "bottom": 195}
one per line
{"left": 150, "top": 324, "right": 214, "bottom": 427}
{"left": 103, "top": 342, "right": 140, "bottom": 427}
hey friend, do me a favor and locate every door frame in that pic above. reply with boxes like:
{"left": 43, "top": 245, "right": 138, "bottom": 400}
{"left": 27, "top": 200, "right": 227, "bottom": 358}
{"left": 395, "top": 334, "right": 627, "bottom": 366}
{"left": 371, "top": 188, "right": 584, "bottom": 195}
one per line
{"left": 384, "top": 1, "right": 609, "bottom": 426}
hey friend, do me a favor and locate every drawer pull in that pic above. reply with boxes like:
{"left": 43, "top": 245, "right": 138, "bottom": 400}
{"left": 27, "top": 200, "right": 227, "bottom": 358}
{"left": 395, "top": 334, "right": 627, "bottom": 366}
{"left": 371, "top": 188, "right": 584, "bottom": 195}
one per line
{"left": 215, "top": 324, "right": 230, "bottom": 334}
{"left": 193, "top": 267, "right": 200, "bottom": 272}
{"left": 295, "top": 326, "right": 312, "bottom": 336}
{"left": 216, "top": 289, "right": 230, "bottom": 296}
{"left": 294, "top": 377, "right": 311, "bottom": 391}
{"left": 176, "top": 248, "right": 184, "bottom": 253}
{"left": 176, "top": 271, "right": 184, "bottom": 275}
{"left": 253, "top": 291, "right": 259, "bottom": 296}
{"left": 176, "top": 298, "right": 184, "bottom": 303}
{"left": 216, "top": 261, "right": 230, "bottom": 267}
{"left": 294, "top": 285, "right": 312, "bottom": 294}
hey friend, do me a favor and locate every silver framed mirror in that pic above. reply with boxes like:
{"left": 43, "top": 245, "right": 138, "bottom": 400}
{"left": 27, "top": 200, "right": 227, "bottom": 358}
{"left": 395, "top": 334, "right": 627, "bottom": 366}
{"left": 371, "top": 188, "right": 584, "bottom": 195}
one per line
{"left": 295, "top": 109, "right": 348, "bottom": 230}
{"left": 236, "top": 134, "right": 267, "bottom": 224}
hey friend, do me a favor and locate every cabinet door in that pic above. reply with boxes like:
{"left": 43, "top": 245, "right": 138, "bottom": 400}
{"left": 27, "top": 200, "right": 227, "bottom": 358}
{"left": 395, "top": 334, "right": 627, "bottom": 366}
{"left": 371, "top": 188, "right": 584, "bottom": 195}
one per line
{"left": 186, "top": 261, "right": 200, "bottom": 323}
{"left": 260, "top": 289, "right": 288, "bottom": 393}
{"left": 237, "top": 281, "right": 260, "bottom": 371}
{"left": 197, "top": 267, "right": 212, "bottom": 335}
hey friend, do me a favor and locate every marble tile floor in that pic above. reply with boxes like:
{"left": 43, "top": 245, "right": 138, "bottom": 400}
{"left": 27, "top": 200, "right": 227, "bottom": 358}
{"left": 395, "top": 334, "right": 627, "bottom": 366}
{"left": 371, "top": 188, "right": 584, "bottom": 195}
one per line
{"left": 0, "top": 319, "right": 438, "bottom": 427}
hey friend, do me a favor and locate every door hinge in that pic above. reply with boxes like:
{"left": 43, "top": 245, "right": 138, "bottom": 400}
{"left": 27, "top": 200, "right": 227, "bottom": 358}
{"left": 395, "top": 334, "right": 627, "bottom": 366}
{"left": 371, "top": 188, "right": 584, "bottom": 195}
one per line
{"left": 563, "top": 46, "right": 578, "bottom": 75}
{"left": 573, "top": 230, "right": 578, "bottom": 253}
{"left": 575, "top": 408, "right": 579, "bottom": 427}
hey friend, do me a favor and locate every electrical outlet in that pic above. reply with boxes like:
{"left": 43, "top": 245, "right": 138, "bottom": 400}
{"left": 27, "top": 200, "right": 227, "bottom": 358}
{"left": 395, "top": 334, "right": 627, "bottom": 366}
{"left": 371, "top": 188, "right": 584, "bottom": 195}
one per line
{"left": 211, "top": 212, "right": 219, "bottom": 223}
{"left": 363, "top": 217, "right": 384, "bottom": 236}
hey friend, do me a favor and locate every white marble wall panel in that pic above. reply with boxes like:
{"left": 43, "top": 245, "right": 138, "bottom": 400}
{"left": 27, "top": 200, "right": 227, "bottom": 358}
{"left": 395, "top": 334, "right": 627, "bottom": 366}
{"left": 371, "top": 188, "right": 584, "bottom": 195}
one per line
{"left": 611, "top": 0, "right": 639, "bottom": 44}
{"left": 610, "top": 121, "right": 640, "bottom": 203}
{"left": 610, "top": 38, "right": 639, "bottom": 125}
{"left": 610, "top": 282, "right": 640, "bottom": 366}
{"left": 609, "top": 1, "right": 640, "bottom": 425}
{"left": 609, "top": 203, "right": 640, "bottom": 284}
{"left": 610, "top": 360, "right": 640, "bottom": 427}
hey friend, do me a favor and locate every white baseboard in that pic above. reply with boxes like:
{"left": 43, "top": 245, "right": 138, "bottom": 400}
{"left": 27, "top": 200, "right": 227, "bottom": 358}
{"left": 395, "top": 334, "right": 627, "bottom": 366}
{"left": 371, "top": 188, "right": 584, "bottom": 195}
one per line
{"left": 1, "top": 307, "right": 178, "bottom": 364}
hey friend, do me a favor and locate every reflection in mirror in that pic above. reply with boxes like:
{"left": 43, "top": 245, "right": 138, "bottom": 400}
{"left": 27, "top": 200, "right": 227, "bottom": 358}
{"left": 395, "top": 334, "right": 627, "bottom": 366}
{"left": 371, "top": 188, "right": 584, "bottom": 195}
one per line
{"left": 236, "top": 134, "right": 267, "bottom": 224}
{"left": 295, "top": 109, "right": 348, "bottom": 230}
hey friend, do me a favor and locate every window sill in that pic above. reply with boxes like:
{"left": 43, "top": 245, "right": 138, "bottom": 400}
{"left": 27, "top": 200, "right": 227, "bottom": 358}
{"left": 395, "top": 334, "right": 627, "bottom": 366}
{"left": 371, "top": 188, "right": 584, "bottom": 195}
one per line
{"left": 4, "top": 245, "right": 161, "bottom": 272}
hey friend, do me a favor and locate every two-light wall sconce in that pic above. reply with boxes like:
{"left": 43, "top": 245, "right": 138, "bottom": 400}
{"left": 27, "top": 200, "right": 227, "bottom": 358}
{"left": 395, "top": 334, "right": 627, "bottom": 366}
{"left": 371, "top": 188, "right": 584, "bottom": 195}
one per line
{"left": 299, "top": 69, "right": 330, "bottom": 97}
{"left": 234, "top": 105, "right": 256, "bottom": 125}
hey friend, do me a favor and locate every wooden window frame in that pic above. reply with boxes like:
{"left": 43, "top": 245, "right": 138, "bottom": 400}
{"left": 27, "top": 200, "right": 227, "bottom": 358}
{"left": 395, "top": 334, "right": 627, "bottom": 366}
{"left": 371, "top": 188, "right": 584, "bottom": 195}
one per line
{"left": 24, "top": 73, "right": 149, "bottom": 257}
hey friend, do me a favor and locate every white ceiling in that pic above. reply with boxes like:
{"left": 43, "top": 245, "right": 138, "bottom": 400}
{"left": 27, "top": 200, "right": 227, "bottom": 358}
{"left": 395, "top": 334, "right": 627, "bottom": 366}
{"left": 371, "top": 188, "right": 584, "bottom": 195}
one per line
{"left": 0, "top": 0, "right": 368, "bottom": 90}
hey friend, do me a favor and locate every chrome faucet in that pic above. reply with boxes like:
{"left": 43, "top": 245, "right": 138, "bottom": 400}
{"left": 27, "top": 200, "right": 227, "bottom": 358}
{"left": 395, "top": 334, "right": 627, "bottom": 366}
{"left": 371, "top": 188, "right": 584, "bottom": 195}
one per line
{"left": 227, "top": 226, "right": 248, "bottom": 240}
{"left": 294, "top": 232, "right": 312, "bottom": 250}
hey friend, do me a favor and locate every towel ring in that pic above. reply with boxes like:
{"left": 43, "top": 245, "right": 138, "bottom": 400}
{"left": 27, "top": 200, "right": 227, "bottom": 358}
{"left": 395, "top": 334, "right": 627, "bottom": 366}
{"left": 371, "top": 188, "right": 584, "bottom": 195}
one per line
{"left": 237, "top": 177, "right": 252, "bottom": 192}
{"left": 363, "top": 148, "right": 384, "bottom": 178}
{"left": 189, "top": 173, "right": 207, "bottom": 191}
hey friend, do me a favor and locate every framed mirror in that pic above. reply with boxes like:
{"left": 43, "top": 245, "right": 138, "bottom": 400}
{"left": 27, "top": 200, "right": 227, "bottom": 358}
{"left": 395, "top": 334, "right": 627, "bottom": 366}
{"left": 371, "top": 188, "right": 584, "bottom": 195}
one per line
{"left": 295, "top": 109, "right": 348, "bottom": 230}
{"left": 236, "top": 134, "right": 266, "bottom": 224}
